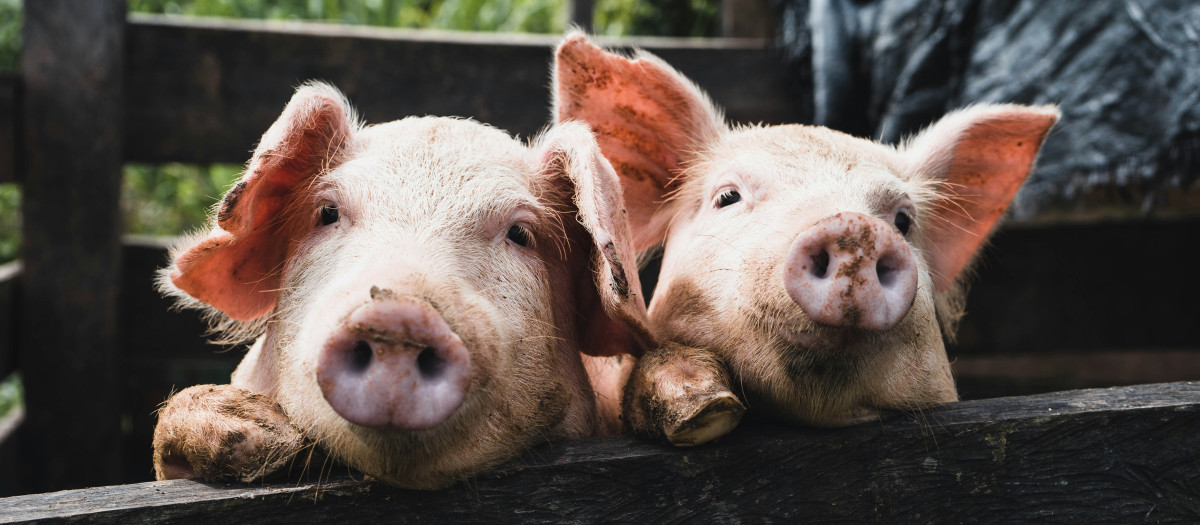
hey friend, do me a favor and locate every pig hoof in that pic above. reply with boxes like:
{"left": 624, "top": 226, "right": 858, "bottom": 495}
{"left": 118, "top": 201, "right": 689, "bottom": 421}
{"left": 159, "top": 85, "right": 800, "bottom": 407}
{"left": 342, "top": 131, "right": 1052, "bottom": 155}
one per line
{"left": 153, "top": 384, "right": 306, "bottom": 483}
{"left": 664, "top": 391, "right": 746, "bottom": 446}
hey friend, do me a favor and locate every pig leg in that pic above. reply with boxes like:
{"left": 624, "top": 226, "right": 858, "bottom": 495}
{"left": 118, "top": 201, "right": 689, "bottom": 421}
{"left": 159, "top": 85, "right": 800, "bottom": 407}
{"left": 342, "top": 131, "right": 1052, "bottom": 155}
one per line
{"left": 153, "top": 384, "right": 306, "bottom": 483}
{"left": 622, "top": 343, "right": 745, "bottom": 446}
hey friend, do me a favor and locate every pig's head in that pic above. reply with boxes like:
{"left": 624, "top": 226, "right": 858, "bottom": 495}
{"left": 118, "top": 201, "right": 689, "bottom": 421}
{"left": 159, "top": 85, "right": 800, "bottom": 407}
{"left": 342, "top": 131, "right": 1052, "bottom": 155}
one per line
{"left": 160, "top": 82, "right": 649, "bottom": 488}
{"left": 555, "top": 35, "right": 1057, "bottom": 426}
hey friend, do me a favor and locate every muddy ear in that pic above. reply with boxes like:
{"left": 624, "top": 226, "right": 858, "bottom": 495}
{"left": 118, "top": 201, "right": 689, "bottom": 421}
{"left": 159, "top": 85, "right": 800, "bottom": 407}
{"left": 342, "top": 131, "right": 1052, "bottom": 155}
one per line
{"left": 168, "top": 83, "right": 356, "bottom": 321}
{"left": 553, "top": 31, "right": 725, "bottom": 252}
{"left": 903, "top": 104, "right": 1059, "bottom": 292}
{"left": 536, "top": 122, "right": 656, "bottom": 356}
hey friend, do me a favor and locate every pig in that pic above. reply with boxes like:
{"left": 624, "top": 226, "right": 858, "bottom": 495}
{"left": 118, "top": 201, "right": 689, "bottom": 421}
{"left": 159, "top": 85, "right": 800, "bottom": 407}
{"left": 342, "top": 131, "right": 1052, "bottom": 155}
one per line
{"left": 553, "top": 34, "right": 1058, "bottom": 445}
{"left": 151, "top": 81, "right": 651, "bottom": 488}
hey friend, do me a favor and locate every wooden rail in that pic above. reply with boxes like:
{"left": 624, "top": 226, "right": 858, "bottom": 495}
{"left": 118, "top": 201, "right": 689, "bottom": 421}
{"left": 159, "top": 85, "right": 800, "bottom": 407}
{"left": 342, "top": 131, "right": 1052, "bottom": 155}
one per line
{"left": 2, "top": 381, "right": 1198, "bottom": 523}
{"left": 123, "top": 14, "right": 797, "bottom": 165}
{"left": 0, "top": 74, "right": 16, "bottom": 184}
{"left": 0, "top": 262, "right": 17, "bottom": 380}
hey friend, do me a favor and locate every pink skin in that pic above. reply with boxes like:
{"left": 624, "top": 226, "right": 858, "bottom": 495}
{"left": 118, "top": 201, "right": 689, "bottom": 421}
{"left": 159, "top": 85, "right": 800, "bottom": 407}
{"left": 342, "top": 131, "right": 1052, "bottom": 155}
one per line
{"left": 317, "top": 292, "right": 472, "bottom": 429}
{"left": 554, "top": 33, "right": 1058, "bottom": 442}
{"left": 152, "top": 82, "right": 652, "bottom": 488}
{"left": 784, "top": 212, "right": 918, "bottom": 331}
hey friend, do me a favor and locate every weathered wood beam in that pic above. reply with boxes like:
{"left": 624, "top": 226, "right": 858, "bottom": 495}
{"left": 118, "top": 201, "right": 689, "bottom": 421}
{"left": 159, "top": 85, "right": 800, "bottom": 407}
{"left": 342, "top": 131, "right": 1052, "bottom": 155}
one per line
{"left": 0, "top": 408, "right": 23, "bottom": 498}
{"left": 123, "top": 15, "right": 797, "bottom": 165}
{"left": 18, "top": 0, "right": 126, "bottom": 492}
{"left": 948, "top": 218, "right": 1200, "bottom": 357}
{"left": 954, "top": 349, "right": 1200, "bottom": 400}
{"left": 721, "top": 0, "right": 776, "bottom": 38}
{"left": 0, "top": 261, "right": 18, "bottom": 380}
{"left": 2, "top": 381, "right": 1197, "bottom": 523}
{"left": 0, "top": 74, "right": 16, "bottom": 184}
{"left": 569, "top": 0, "right": 595, "bottom": 33}
{"left": 118, "top": 236, "right": 215, "bottom": 361}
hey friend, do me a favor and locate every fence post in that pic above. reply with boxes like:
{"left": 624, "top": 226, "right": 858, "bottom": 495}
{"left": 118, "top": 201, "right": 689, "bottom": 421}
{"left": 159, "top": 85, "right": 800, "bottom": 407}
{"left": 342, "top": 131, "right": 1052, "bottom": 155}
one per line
{"left": 721, "top": 0, "right": 774, "bottom": 38}
{"left": 19, "top": 0, "right": 126, "bottom": 492}
{"left": 569, "top": 0, "right": 594, "bottom": 33}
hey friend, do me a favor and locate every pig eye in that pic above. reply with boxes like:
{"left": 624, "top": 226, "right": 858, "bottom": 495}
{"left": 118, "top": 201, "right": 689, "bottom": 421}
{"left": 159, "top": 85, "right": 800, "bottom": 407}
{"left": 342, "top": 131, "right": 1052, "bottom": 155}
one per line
{"left": 894, "top": 211, "right": 912, "bottom": 236}
{"left": 715, "top": 189, "right": 742, "bottom": 208}
{"left": 506, "top": 224, "right": 532, "bottom": 247}
{"left": 319, "top": 204, "right": 340, "bottom": 226}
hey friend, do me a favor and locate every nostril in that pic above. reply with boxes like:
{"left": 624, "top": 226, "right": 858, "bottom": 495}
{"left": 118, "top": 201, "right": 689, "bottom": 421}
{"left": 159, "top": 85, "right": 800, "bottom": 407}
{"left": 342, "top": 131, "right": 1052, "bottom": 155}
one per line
{"left": 350, "top": 341, "right": 372, "bottom": 373}
{"left": 811, "top": 250, "right": 830, "bottom": 279}
{"left": 416, "top": 345, "right": 444, "bottom": 379}
{"left": 877, "top": 259, "right": 896, "bottom": 287}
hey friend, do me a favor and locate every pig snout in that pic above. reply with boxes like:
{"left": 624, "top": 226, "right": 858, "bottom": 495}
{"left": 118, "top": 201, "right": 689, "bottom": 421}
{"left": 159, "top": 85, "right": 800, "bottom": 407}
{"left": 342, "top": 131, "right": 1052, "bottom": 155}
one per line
{"left": 317, "top": 288, "right": 472, "bottom": 429}
{"left": 784, "top": 212, "right": 918, "bottom": 331}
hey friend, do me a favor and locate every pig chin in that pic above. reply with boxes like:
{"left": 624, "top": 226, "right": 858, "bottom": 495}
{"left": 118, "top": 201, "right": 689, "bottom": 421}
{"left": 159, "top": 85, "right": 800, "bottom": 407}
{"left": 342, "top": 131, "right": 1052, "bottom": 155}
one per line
{"left": 735, "top": 295, "right": 948, "bottom": 427}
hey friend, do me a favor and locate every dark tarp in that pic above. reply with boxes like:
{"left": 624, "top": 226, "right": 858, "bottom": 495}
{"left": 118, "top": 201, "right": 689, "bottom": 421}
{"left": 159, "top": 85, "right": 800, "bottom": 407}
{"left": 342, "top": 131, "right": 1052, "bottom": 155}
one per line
{"left": 771, "top": 0, "right": 1200, "bottom": 218}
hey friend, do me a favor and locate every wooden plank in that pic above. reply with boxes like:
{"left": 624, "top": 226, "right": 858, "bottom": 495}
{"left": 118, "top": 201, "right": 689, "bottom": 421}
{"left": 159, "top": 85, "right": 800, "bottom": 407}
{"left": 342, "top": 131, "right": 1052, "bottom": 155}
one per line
{"left": 123, "top": 15, "right": 799, "bottom": 165}
{"left": 0, "top": 408, "right": 23, "bottom": 497}
{"left": 721, "top": 0, "right": 776, "bottom": 38}
{"left": 1, "top": 381, "right": 1197, "bottom": 523}
{"left": 949, "top": 218, "right": 1200, "bottom": 356}
{"left": 0, "top": 74, "right": 16, "bottom": 184}
{"left": 118, "top": 236, "right": 224, "bottom": 361}
{"left": 0, "top": 261, "right": 18, "bottom": 380}
{"left": 954, "top": 349, "right": 1200, "bottom": 400}
{"left": 569, "top": 0, "right": 595, "bottom": 33}
{"left": 18, "top": 0, "right": 126, "bottom": 492}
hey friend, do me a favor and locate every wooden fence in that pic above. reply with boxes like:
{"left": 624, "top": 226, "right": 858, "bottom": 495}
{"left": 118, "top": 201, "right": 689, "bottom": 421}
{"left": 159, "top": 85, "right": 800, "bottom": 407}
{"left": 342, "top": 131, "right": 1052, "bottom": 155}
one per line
{"left": 0, "top": 0, "right": 1198, "bottom": 518}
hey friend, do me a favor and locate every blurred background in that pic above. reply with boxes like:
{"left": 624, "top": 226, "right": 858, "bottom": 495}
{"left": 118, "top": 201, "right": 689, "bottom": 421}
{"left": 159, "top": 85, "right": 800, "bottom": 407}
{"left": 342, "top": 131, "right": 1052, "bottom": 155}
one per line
{"left": 0, "top": 0, "right": 1196, "bottom": 496}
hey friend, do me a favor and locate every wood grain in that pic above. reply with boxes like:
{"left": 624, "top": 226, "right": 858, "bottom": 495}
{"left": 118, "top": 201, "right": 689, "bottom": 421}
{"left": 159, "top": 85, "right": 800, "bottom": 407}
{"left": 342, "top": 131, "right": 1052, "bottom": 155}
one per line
{"left": 0, "top": 74, "right": 16, "bottom": 184}
{"left": 122, "top": 15, "right": 799, "bottom": 165}
{"left": 17, "top": 0, "right": 126, "bottom": 492}
{"left": 0, "top": 261, "right": 18, "bottom": 380}
{"left": 2, "top": 381, "right": 1197, "bottom": 523}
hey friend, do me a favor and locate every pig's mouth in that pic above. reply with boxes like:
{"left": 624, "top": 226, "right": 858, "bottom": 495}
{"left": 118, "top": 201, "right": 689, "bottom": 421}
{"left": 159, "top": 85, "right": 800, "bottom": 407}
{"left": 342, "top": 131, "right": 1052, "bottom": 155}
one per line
{"left": 772, "top": 316, "right": 889, "bottom": 357}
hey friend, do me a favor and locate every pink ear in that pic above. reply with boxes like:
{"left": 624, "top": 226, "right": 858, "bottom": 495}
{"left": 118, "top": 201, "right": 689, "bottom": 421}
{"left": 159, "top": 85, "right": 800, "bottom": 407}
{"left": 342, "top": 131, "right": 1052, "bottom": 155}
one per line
{"left": 904, "top": 104, "right": 1059, "bottom": 292}
{"left": 553, "top": 32, "right": 724, "bottom": 252}
{"left": 170, "top": 83, "right": 356, "bottom": 321}
{"left": 535, "top": 122, "right": 656, "bottom": 357}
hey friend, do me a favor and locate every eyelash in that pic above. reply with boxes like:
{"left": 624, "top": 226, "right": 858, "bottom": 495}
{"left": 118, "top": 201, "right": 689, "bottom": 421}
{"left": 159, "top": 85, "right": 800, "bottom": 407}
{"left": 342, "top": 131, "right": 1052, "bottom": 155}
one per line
{"left": 319, "top": 204, "right": 339, "bottom": 226}
{"left": 714, "top": 188, "right": 742, "bottom": 208}
{"left": 506, "top": 224, "right": 533, "bottom": 248}
{"left": 894, "top": 210, "right": 912, "bottom": 236}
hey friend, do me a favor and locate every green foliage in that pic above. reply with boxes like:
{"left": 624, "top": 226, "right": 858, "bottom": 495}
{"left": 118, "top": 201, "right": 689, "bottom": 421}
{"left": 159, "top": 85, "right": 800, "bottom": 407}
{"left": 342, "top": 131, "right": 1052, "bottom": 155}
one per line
{"left": 0, "top": 373, "right": 21, "bottom": 418}
{"left": 128, "top": 0, "right": 567, "bottom": 33}
{"left": 0, "top": 184, "right": 17, "bottom": 263}
{"left": 595, "top": 0, "right": 717, "bottom": 37}
{"left": 123, "top": 164, "right": 243, "bottom": 236}
{"left": 0, "top": 0, "right": 18, "bottom": 72}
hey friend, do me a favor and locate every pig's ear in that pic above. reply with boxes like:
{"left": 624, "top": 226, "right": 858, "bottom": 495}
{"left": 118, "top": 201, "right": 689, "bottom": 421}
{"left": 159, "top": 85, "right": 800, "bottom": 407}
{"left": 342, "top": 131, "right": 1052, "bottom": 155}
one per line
{"left": 553, "top": 32, "right": 725, "bottom": 252}
{"left": 535, "top": 122, "right": 657, "bottom": 356}
{"left": 903, "top": 104, "right": 1059, "bottom": 292}
{"left": 168, "top": 83, "right": 356, "bottom": 321}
